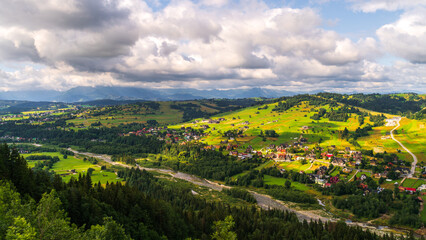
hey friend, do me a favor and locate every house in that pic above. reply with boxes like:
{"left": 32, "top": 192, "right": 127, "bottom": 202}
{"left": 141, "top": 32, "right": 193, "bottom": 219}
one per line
{"left": 315, "top": 178, "right": 326, "bottom": 185}
{"left": 276, "top": 153, "right": 286, "bottom": 160}
{"left": 399, "top": 186, "right": 418, "bottom": 194}
{"left": 229, "top": 151, "right": 238, "bottom": 156}
{"left": 238, "top": 153, "right": 253, "bottom": 159}
{"left": 417, "top": 184, "right": 426, "bottom": 191}
{"left": 373, "top": 173, "right": 382, "bottom": 178}
{"left": 332, "top": 157, "right": 346, "bottom": 167}
{"left": 355, "top": 158, "right": 362, "bottom": 165}
{"left": 359, "top": 174, "right": 367, "bottom": 181}
{"left": 293, "top": 142, "right": 303, "bottom": 148}
{"left": 351, "top": 151, "right": 363, "bottom": 163}
{"left": 342, "top": 168, "right": 352, "bottom": 174}
{"left": 301, "top": 126, "right": 310, "bottom": 130}
{"left": 405, "top": 188, "right": 417, "bottom": 194}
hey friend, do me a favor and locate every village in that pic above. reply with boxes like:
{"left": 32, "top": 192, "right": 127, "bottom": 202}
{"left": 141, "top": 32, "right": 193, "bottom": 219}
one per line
{"left": 119, "top": 119, "right": 426, "bottom": 195}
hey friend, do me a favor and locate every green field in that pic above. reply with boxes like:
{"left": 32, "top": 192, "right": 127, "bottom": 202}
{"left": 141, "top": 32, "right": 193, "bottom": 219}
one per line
{"left": 23, "top": 152, "right": 122, "bottom": 184}
{"left": 163, "top": 99, "right": 424, "bottom": 168}
{"left": 170, "top": 101, "right": 389, "bottom": 152}
{"left": 263, "top": 175, "right": 311, "bottom": 191}
{"left": 358, "top": 118, "right": 426, "bottom": 164}
{"left": 68, "top": 102, "right": 184, "bottom": 127}
{"left": 355, "top": 171, "right": 372, "bottom": 178}
{"left": 330, "top": 167, "right": 341, "bottom": 176}
{"left": 402, "top": 178, "right": 425, "bottom": 189}
{"left": 278, "top": 161, "right": 312, "bottom": 173}
{"left": 66, "top": 100, "right": 243, "bottom": 128}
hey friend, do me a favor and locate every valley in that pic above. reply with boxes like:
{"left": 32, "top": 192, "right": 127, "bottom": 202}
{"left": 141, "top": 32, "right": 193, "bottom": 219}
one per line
{"left": 1, "top": 93, "right": 425, "bottom": 239}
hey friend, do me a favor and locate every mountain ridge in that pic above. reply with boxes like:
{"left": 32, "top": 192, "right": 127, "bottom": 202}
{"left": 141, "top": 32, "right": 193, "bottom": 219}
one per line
{"left": 0, "top": 86, "right": 297, "bottom": 102}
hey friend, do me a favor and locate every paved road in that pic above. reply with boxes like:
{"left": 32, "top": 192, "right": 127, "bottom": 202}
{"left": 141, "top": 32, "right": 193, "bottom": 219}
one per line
{"left": 390, "top": 118, "right": 418, "bottom": 177}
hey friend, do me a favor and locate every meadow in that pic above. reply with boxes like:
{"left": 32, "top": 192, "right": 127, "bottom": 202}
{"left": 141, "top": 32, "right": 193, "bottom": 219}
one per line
{"left": 168, "top": 99, "right": 425, "bottom": 176}
{"left": 263, "top": 175, "right": 311, "bottom": 191}
{"left": 401, "top": 178, "right": 425, "bottom": 189}
{"left": 67, "top": 101, "right": 184, "bottom": 127}
{"left": 23, "top": 151, "right": 122, "bottom": 184}
{"left": 172, "top": 101, "right": 366, "bottom": 150}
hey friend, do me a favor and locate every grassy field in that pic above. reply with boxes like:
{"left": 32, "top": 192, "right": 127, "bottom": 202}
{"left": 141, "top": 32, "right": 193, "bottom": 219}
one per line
{"left": 393, "top": 118, "right": 426, "bottom": 163}
{"left": 162, "top": 98, "right": 424, "bottom": 167}
{"left": 171, "top": 101, "right": 394, "bottom": 152}
{"left": 355, "top": 171, "right": 372, "bottom": 178}
{"left": 402, "top": 178, "right": 425, "bottom": 188}
{"left": 66, "top": 100, "right": 246, "bottom": 128}
{"left": 329, "top": 167, "right": 341, "bottom": 176}
{"left": 358, "top": 118, "right": 426, "bottom": 164}
{"left": 381, "top": 179, "right": 402, "bottom": 190}
{"left": 263, "top": 175, "right": 311, "bottom": 191}
{"left": 68, "top": 101, "right": 184, "bottom": 127}
{"left": 278, "top": 161, "right": 312, "bottom": 173}
{"left": 23, "top": 152, "right": 122, "bottom": 184}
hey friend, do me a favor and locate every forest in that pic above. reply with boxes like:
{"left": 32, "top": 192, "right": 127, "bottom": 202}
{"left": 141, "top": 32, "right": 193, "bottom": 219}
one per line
{"left": 0, "top": 144, "right": 411, "bottom": 240}
{"left": 0, "top": 122, "right": 164, "bottom": 156}
{"left": 161, "top": 143, "right": 263, "bottom": 181}
{"left": 317, "top": 93, "right": 426, "bottom": 119}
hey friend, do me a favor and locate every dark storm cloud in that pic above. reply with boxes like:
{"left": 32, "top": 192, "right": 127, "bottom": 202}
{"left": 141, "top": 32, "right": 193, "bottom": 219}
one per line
{"left": 0, "top": 0, "right": 130, "bottom": 30}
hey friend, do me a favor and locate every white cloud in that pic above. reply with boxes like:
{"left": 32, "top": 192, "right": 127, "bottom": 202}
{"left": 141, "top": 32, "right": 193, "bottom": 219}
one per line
{"left": 376, "top": 8, "right": 426, "bottom": 63}
{"left": 0, "top": 0, "right": 424, "bottom": 93}
{"left": 349, "top": 0, "right": 426, "bottom": 12}
{"left": 201, "top": 0, "right": 229, "bottom": 7}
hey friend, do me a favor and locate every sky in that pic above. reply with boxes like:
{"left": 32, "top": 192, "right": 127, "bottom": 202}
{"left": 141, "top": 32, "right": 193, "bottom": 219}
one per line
{"left": 0, "top": 0, "right": 425, "bottom": 93}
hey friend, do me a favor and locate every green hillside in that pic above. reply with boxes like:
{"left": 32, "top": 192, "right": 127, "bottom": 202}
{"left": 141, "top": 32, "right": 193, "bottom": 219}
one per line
{"left": 67, "top": 99, "right": 262, "bottom": 127}
{"left": 172, "top": 100, "right": 377, "bottom": 149}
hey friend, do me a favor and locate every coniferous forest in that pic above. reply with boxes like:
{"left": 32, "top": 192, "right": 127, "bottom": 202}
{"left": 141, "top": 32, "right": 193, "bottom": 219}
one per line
{"left": 0, "top": 143, "right": 413, "bottom": 240}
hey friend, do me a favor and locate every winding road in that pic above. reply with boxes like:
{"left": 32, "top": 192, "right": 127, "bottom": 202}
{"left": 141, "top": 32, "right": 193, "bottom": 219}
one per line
{"left": 389, "top": 117, "right": 418, "bottom": 177}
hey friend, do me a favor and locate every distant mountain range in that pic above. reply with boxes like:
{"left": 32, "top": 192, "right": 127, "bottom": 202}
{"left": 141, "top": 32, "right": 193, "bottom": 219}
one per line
{"left": 0, "top": 86, "right": 299, "bottom": 102}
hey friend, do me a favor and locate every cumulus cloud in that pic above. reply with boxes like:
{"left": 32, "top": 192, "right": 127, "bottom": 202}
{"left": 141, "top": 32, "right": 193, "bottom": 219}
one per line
{"left": 376, "top": 8, "right": 426, "bottom": 64}
{"left": 0, "top": 0, "right": 424, "bottom": 93}
{"left": 0, "top": 0, "right": 131, "bottom": 30}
